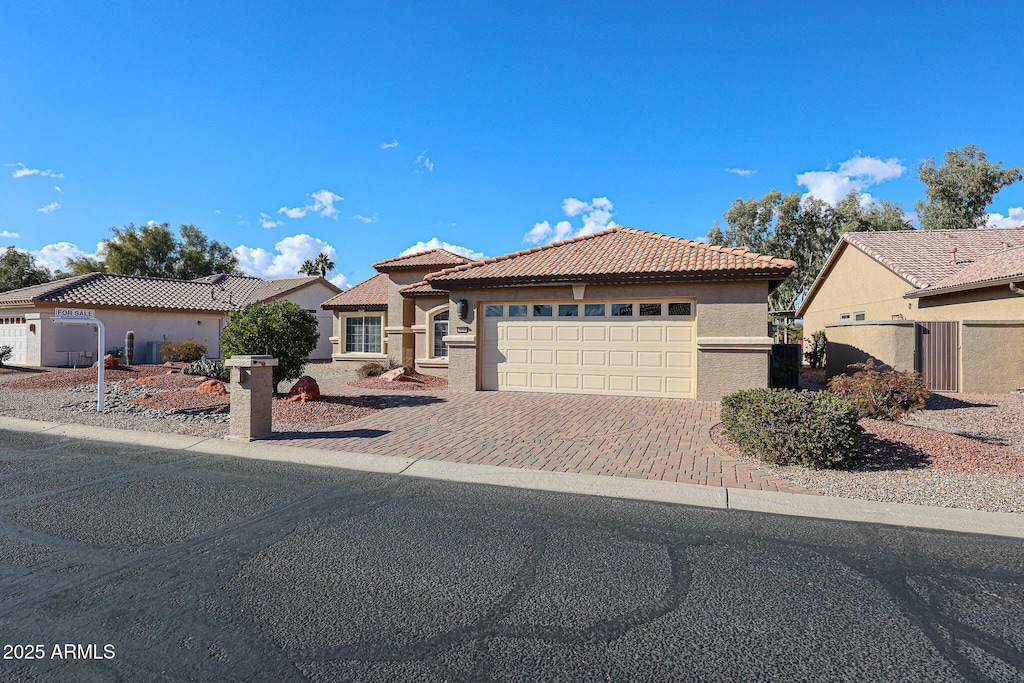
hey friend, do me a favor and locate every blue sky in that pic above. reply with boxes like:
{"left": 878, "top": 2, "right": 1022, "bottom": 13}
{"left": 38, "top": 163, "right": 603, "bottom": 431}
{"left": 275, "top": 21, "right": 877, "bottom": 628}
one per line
{"left": 3, "top": 1, "right": 1023, "bottom": 288}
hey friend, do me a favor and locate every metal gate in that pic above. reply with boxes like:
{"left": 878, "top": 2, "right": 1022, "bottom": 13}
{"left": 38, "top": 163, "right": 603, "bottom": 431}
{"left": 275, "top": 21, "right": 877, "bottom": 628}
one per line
{"left": 916, "top": 321, "right": 958, "bottom": 391}
{"left": 770, "top": 344, "right": 801, "bottom": 389}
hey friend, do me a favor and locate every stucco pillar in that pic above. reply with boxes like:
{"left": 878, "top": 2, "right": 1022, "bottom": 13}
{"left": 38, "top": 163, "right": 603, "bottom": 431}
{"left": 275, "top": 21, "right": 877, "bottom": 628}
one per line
{"left": 225, "top": 355, "right": 278, "bottom": 441}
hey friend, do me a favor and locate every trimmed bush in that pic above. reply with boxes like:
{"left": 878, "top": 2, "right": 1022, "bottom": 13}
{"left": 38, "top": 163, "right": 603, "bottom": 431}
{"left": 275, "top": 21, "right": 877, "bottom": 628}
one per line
{"left": 182, "top": 356, "right": 228, "bottom": 381}
{"left": 0, "top": 344, "right": 11, "bottom": 366}
{"left": 220, "top": 300, "right": 319, "bottom": 390}
{"left": 828, "top": 359, "right": 930, "bottom": 421}
{"left": 357, "top": 357, "right": 403, "bottom": 379}
{"left": 160, "top": 339, "right": 207, "bottom": 363}
{"left": 721, "top": 388, "right": 862, "bottom": 469}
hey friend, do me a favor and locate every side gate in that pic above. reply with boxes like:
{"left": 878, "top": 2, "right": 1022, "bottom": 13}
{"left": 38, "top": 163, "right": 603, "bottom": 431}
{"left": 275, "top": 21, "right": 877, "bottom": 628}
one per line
{"left": 916, "top": 321, "right": 958, "bottom": 392}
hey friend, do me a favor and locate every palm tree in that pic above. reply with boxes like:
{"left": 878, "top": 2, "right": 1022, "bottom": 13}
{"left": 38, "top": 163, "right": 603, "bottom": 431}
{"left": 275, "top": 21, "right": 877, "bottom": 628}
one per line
{"left": 314, "top": 252, "right": 335, "bottom": 278}
{"left": 298, "top": 259, "right": 318, "bottom": 276}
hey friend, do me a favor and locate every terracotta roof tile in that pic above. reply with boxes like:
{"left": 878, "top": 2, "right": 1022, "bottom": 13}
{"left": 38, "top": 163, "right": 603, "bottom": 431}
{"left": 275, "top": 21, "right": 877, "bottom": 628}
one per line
{"left": 425, "top": 227, "right": 796, "bottom": 285}
{"left": 321, "top": 273, "right": 388, "bottom": 310}
{"left": 398, "top": 280, "right": 450, "bottom": 297}
{"left": 906, "top": 244, "right": 1024, "bottom": 297}
{"left": 372, "top": 248, "right": 471, "bottom": 272}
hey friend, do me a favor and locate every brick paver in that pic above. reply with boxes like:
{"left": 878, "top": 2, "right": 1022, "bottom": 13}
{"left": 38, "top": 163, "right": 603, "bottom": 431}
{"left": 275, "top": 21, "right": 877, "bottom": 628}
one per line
{"left": 271, "top": 390, "right": 808, "bottom": 493}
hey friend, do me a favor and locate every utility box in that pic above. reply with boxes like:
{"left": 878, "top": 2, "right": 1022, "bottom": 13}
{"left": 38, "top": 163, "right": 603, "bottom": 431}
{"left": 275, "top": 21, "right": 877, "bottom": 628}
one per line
{"left": 145, "top": 341, "right": 167, "bottom": 364}
{"left": 225, "top": 355, "right": 278, "bottom": 441}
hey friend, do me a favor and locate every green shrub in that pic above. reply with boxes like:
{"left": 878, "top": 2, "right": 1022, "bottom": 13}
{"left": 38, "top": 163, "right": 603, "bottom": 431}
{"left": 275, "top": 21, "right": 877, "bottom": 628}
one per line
{"left": 182, "top": 356, "right": 228, "bottom": 381}
{"left": 357, "top": 357, "right": 403, "bottom": 379}
{"left": 160, "top": 338, "right": 207, "bottom": 363}
{"left": 0, "top": 344, "right": 11, "bottom": 366}
{"left": 804, "top": 330, "right": 827, "bottom": 370}
{"left": 828, "top": 359, "right": 930, "bottom": 421}
{"left": 721, "top": 388, "right": 862, "bottom": 469}
{"left": 220, "top": 300, "right": 319, "bottom": 390}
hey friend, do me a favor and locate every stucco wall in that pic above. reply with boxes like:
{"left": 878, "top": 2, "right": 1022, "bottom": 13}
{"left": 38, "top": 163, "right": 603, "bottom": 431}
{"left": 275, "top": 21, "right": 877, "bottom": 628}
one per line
{"left": 961, "top": 321, "right": 1024, "bottom": 393}
{"left": 412, "top": 297, "right": 450, "bottom": 377}
{"left": 824, "top": 321, "right": 916, "bottom": 378}
{"left": 445, "top": 280, "right": 771, "bottom": 400}
{"left": 915, "top": 285, "right": 1024, "bottom": 322}
{"left": 280, "top": 282, "right": 341, "bottom": 360}
{"left": 328, "top": 309, "right": 389, "bottom": 369}
{"left": 386, "top": 270, "right": 433, "bottom": 366}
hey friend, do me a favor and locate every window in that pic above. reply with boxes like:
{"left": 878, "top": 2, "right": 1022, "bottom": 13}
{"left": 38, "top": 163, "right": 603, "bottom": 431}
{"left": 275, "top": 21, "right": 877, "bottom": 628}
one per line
{"left": 558, "top": 304, "right": 579, "bottom": 317}
{"left": 533, "top": 304, "right": 553, "bottom": 317}
{"left": 432, "top": 310, "right": 449, "bottom": 358}
{"left": 611, "top": 303, "right": 633, "bottom": 316}
{"left": 345, "top": 316, "right": 382, "bottom": 353}
{"left": 584, "top": 303, "right": 606, "bottom": 317}
{"left": 639, "top": 302, "right": 662, "bottom": 316}
{"left": 840, "top": 313, "right": 850, "bottom": 321}
{"left": 485, "top": 305, "right": 503, "bottom": 317}
{"left": 668, "top": 302, "right": 691, "bottom": 316}
{"left": 508, "top": 305, "right": 528, "bottom": 317}
{"left": 854, "top": 311, "right": 866, "bottom": 321}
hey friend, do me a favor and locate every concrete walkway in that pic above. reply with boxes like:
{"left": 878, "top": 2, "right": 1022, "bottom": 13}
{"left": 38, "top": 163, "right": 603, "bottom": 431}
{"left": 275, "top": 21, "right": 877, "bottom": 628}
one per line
{"left": 268, "top": 391, "right": 808, "bottom": 493}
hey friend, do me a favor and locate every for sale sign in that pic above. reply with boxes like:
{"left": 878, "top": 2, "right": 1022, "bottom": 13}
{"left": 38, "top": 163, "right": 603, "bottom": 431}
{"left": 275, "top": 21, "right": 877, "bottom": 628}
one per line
{"left": 52, "top": 308, "right": 96, "bottom": 320}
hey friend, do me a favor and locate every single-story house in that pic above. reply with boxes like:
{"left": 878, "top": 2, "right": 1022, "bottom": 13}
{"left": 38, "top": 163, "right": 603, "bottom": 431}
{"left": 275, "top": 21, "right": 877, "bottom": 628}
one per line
{"left": 0, "top": 272, "right": 340, "bottom": 367}
{"left": 798, "top": 228, "right": 1024, "bottom": 393}
{"left": 323, "top": 227, "right": 797, "bottom": 400}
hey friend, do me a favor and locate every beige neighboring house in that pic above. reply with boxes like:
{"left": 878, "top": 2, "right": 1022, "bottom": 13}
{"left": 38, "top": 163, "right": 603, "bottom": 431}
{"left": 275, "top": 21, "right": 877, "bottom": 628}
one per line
{"left": 798, "top": 228, "right": 1024, "bottom": 393}
{"left": 324, "top": 228, "right": 796, "bottom": 401}
{"left": 0, "top": 272, "right": 341, "bottom": 367}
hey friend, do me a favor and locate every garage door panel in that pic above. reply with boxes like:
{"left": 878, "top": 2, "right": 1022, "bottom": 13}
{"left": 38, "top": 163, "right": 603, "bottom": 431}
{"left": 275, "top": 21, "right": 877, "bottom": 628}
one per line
{"left": 480, "top": 300, "right": 696, "bottom": 399}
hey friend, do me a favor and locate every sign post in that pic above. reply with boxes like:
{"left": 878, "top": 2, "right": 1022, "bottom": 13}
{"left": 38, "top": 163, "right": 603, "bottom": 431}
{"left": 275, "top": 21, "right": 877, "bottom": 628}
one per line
{"left": 51, "top": 308, "right": 105, "bottom": 412}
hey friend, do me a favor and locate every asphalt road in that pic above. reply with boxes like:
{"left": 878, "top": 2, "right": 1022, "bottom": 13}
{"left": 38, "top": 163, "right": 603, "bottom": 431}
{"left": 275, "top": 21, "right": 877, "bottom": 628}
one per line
{"left": 1, "top": 430, "right": 1023, "bottom": 682}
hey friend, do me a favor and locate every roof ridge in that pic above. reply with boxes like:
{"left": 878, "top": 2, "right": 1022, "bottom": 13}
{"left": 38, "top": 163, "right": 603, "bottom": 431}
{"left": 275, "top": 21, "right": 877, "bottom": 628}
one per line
{"left": 613, "top": 226, "right": 796, "bottom": 266}
{"left": 372, "top": 247, "right": 471, "bottom": 269}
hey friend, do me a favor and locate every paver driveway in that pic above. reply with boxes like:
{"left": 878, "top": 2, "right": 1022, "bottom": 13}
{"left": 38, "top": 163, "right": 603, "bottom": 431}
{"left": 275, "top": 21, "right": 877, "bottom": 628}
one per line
{"left": 271, "top": 391, "right": 805, "bottom": 493}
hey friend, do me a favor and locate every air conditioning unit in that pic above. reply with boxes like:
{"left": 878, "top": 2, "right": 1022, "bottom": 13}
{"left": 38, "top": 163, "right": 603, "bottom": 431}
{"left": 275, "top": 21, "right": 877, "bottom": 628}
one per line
{"left": 145, "top": 341, "right": 167, "bottom": 364}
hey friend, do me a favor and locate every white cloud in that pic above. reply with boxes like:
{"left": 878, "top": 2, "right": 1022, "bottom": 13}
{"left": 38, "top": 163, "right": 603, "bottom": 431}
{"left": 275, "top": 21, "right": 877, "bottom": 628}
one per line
{"left": 725, "top": 168, "right": 756, "bottom": 176}
{"left": 352, "top": 214, "right": 377, "bottom": 223}
{"left": 37, "top": 201, "right": 61, "bottom": 214}
{"left": 54, "top": 185, "right": 63, "bottom": 194}
{"left": 214, "top": 209, "right": 221, "bottom": 214}
{"left": 796, "top": 155, "right": 906, "bottom": 205}
{"left": 987, "top": 207, "right": 1024, "bottom": 228}
{"left": 9, "top": 162, "right": 64, "bottom": 179}
{"left": 524, "top": 197, "right": 618, "bottom": 244}
{"left": 233, "top": 233, "right": 339, "bottom": 279}
{"left": 259, "top": 212, "right": 282, "bottom": 229}
{"left": 380, "top": 140, "right": 399, "bottom": 149}
{"left": 278, "top": 188, "right": 343, "bottom": 219}
{"left": 399, "top": 238, "right": 485, "bottom": 260}
{"left": 415, "top": 153, "right": 434, "bottom": 173}
{"left": 0, "top": 230, "right": 20, "bottom": 238}
{"left": 329, "top": 273, "right": 351, "bottom": 289}
{"left": 31, "top": 241, "right": 104, "bottom": 272}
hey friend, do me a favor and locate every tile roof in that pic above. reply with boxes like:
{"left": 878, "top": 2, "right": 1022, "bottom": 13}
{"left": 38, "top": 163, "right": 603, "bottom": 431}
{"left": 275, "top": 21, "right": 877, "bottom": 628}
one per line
{"left": 842, "top": 228, "right": 1024, "bottom": 290}
{"left": 321, "top": 273, "right": 388, "bottom": 310}
{"left": 372, "top": 248, "right": 471, "bottom": 272}
{"left": 425, "top": 227, "right": 797, "bottom": 285}
{"left": 906, "top": 244, "right": 1024, "bottom": 297}
{"left": 398, "top": 280, "right": 450, "bottom": 297}
{"left": 0, "top": 272, "right": 334, "bottom": 311}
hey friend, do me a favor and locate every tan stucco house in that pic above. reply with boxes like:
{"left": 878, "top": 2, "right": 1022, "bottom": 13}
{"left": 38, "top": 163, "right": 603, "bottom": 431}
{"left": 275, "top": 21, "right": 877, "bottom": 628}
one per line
{"left": 0, "top": 273, "right": 341, "bottom": 367}
{"left": 324, "top": 227, "right": 796, "bottom": 400}
{"left": 798, "top": 228, "right": 1024, "bottom": 393}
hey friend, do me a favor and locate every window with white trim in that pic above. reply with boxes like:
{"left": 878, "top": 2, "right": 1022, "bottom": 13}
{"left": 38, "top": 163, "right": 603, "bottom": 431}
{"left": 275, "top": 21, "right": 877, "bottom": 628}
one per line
{"left": 345, "top": 316, "right": 383, "bottom": 353}
{"left": 432, "top": 310, "right": 449, "bottom": 358}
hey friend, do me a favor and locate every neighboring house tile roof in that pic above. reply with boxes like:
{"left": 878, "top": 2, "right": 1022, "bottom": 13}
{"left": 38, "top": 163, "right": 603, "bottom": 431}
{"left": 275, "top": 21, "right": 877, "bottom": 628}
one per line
{"left": 425, "top": 227, "right": 797, "bottom": 285}
{"left": 906, "top": 244, "right": 1024, "bottom": 297}
{"left": 321, "top": 273, "right": 388, "bottom": 310}
{"left": 372, "top": 248, "right": 471, "bottom": 272}
{"left": 0, "top": 272, "right": 336, "bottom": 312}
{"left": 398, "top": 280, "right": 450, "bottom": 297}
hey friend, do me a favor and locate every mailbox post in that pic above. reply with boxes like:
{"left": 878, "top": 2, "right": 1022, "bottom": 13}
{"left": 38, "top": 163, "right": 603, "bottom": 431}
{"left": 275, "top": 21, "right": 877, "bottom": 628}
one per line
{"left": 224, "top": 355, "right": 278, "bottom": 441}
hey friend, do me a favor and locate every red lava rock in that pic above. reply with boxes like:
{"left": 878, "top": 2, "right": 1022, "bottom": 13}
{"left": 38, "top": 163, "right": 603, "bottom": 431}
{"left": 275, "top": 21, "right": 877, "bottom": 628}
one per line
{"left": 350, "top": 372, "right": 447, "bottom": 391}
{"left": 6, "top": 365, "right": 166, "bottom": 390}
{"left": 93, "top": 354, "right": 119, "bottom": 369}
{"left": 284, "top": 376, "right": 321, "bottom": 403}
{"left": 378, "top": 366, "right": 413, "bottom": 382}
{"left": 165, "top": 370, "right": 176, "bottom": 375}
{"left": 133, "top": 377, "right": 154, "bottom": 385}
{"left": 197, "top": 379, "right": 228, "bottom": 396}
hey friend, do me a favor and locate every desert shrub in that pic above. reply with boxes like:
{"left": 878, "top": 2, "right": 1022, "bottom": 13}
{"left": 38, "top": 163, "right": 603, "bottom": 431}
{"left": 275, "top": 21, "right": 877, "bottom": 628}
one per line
{"left": 721, "top": 388, "right": 862, "bottom": 469}
{"left": 828, "top": 359, "right": 930, "bottom": 421}
{"left": 804, "top": 330, "right": 827, "bottom": 370}
{"left": 220, "top": 300, "right": 319, "bottom": 390}
{"left": 182, "top": 356, "right": 228, "bottom": 381}
{"left": 357, "top": 357, "right": 403, "bottom": 379}
{"left": 160, "top": 338, "right": 207, "bottom": 363}
{"left": 0, "top": 344, "right": 11, "bottom": 366}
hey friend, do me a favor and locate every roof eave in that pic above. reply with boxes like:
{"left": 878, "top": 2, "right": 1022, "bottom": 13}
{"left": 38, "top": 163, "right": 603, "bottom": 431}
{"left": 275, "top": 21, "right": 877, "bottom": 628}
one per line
{"left": 905, "top": 275, "right": 1024, "bottom": 299}
{"left": 431, "top": 269, "right": 795, "bottom": 289}
{"left": 320, "top": 303, "right": 387, "bottom": 311}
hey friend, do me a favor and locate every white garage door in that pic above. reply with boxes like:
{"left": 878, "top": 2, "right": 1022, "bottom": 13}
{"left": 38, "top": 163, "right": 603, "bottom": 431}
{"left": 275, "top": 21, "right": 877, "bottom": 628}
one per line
{"left": 480, "top": 300, "right": 696, "bottom": 398}
{"left": 0, "top": 315, "right": 28, "bottom": 366}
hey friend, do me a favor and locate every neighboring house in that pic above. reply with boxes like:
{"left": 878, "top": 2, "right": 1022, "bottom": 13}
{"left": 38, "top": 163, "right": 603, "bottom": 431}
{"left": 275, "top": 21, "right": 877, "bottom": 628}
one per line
{"left": 324, "top": 228, "right": 796, "bottom": 400}
{"left": 0, "top": 273, "right": 341, "bottom": 367}
{"left": 799, "top": 228, "right": 1024, "bottom": 393}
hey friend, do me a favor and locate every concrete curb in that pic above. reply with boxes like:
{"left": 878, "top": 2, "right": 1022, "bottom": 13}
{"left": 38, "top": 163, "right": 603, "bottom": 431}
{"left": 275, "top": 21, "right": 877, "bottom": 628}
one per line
{"left": 2, "top": 417, "right": 1023, "bottom": 538}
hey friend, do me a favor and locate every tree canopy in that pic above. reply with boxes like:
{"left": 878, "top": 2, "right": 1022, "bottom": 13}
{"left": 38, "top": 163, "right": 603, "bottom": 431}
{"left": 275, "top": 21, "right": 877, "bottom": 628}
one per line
{"left": 220, "top": 300, "right": 320, "bottom": 390}
{"left": 915, "top": 145, "right": 1023, "bottom": 230}
{"left": 709, "top": 190, "right": 911, "bottom": 310}
{"left": 65, "top": 222, "right": 242, "bottom": 279}
{"left": 0, "top": 246, "right": 52, "bottom": 293}
{"left": 298, "top": 252, "right": 336, "bottom": 278}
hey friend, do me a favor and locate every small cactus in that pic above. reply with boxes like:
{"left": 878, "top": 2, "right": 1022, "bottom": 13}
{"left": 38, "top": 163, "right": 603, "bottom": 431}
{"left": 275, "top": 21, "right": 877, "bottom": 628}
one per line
{"left": 124, "top": 331, "right": 135, "bottom": 367}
